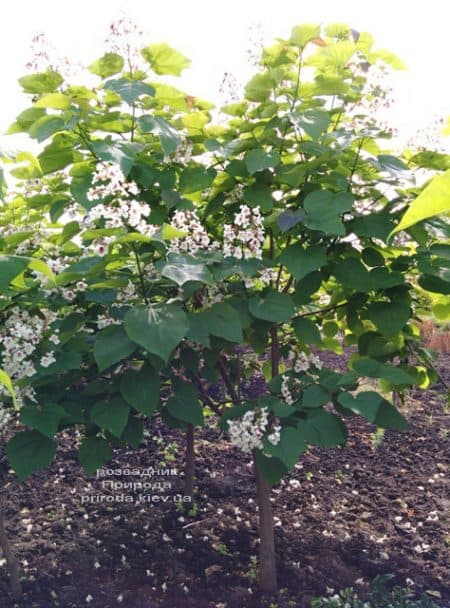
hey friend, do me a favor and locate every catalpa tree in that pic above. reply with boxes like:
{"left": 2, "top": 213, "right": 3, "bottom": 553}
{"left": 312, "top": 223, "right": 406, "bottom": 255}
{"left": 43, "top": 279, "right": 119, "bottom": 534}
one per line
{"left": 1, "top": 21, "right": 449, "bottom": 595}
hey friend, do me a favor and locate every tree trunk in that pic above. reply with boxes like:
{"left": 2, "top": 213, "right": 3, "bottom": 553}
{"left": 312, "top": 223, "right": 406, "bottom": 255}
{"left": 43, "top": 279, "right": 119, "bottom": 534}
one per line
{"left": 0, "top": 509, "right": 21, "bottom": 600}
{"left": 253, "top": 455, "right": 277, "bottom": 593}
{"left": 184, "top": 424, "right": 195, "bottom": 507}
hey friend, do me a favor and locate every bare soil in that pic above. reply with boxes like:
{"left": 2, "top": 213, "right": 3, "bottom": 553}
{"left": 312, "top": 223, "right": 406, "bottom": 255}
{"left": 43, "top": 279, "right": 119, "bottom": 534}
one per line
{"left": 1, "top": 354, "right": 449, "bottom": 608}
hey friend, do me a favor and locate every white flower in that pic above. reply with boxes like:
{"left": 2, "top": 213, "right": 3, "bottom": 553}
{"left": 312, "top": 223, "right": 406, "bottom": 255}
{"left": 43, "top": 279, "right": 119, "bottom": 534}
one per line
{"left": 223, "top": 205, "right": 265, "bottom": 260}
{"left": 227, "top": 407, "right": 281, "bottom": 454}
{"left": 168, "top": 209, "right": 218, "bottom": 254}
{"left": 40, "top": 351, "right": 56, "bottom": 368}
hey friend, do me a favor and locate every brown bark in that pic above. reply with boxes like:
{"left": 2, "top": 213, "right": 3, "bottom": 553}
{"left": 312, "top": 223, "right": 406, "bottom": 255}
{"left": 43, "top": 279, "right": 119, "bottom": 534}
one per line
{"left": 0, "top": 509, "right": 21, "bottom": 600}
{"left": 253, "top": 454, "right": 277, "bottom": 593}
{"left": 184, "top": 424, "right": 195, "bottom": 507}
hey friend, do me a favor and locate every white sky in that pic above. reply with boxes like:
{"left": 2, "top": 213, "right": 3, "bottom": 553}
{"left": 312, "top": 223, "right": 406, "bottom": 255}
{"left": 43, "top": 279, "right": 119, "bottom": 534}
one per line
{"left": 1, "top": 0, "right": 449, "bottom": 150}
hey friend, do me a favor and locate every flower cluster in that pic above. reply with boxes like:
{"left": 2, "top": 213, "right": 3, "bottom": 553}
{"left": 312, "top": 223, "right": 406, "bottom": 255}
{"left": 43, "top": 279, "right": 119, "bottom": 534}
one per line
{"left": 87, "top": 164, "right": 138, "bottom": 202}
{"left": 96, "top": 314, "right": 122, "bottom": 330}
{"left": 0, "top": 308, "right": 60, "bottom": 412}
{"left": 1, "top": 223, "right": 45, "bottom": 255}
{"left": 223, "top": 205, "right": 265, "bottom": 259}
{"left": 85, "top": 163, "right": 158, "bottom": 238}
{"left": 243, "top": 266, "right": 278, "bottom": 289}
{"left": 281, "top": 351, "right": 323, "bottom": 405}
{"left": 105, "top": 15, "right": 147, "bottom": 73}
{"left": 288, "top": 350, "right": 322, "bottom": 373}
{"left": 199, "top": 285, "right": 224, "bottom": 309}
{"left": 168, "top": 209, "right": 218, "bottom": 255}
{"left": 227, "top": 407, "right": 280, "bottom": 453}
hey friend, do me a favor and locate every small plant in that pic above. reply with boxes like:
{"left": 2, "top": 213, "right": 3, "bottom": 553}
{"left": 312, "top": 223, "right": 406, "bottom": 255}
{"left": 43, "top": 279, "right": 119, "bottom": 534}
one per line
{"left": 212, "top": 542, "right": 231, "bottom": 556}
{"left": 245, "top": 555, "right": 259, "bottom": 581}
{"left": 371, "top": 428, "right": 386, "bottom": 448}
{"left": 162, "top": 440, "right": 179, "bottom": 462}
{"left": 334, "top": 469, "right": 348, "bottom": 481}
{"left": 312, "top": 575, "right": 439, "bottom": 608}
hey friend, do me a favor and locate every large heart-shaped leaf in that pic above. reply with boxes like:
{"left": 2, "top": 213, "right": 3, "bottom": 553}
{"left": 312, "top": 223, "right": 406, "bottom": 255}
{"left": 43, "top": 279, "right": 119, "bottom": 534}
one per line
{"left": 124, "top": 304, "right": 189, "bottom": 362}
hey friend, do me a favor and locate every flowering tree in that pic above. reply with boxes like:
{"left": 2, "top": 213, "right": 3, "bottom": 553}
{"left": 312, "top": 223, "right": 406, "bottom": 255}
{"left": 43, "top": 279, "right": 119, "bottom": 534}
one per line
{"left": 1, "top": 21, "right": 449, "bottom": 595}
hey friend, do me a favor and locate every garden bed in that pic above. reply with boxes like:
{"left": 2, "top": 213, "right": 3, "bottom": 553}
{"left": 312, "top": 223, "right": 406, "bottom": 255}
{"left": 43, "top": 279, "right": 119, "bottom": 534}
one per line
{"left": 1, "top": 354, "right": 449, "bottom": 608}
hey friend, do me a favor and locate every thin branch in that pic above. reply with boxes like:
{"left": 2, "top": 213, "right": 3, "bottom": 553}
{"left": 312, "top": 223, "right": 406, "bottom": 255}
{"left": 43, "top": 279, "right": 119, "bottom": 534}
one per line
{"left": 347, "top": 137, "right": 365, "bottom": 193}
{"left": 296, "top": 301, "right": 348, "bottom": 319}
{"left": 190, "top": 373, "right": 223, "bottom": 416}
{"left": 218, "top": 356, "right": 239, "bottom": 405}
{"left": 131, "top": 244, "right": 149, "bottom": 304}
{"left": 270, "top": 326, "right": 280, "bottom": 378}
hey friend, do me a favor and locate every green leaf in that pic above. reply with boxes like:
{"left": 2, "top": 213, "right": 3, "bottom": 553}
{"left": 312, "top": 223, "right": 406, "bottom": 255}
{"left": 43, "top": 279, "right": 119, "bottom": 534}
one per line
{"left": 120, "top": 366, "right": 160, "bottom": 417}
{"left": 304, "top": 190, "right": 354, "bottom": 235}
{"left": 78, "top": 436, "right": 112, "bottom": 474}
{"left": 180, "top": 111, "right": 210, "bottom": 134}
{"left": 391, "top": 170, "right": 450, "bottom": 235}
{"left": 301, "top": 384, "right": 330, "bottom": 408}
{"left": 293, "top": 271, "right": 323, "bottom": 305}
{"left": 243, "top": 183, "right": 273, "bottom": 212}
{"left": 279, "top": 244, "right": 326, "bottom": 280}
{"left": 303, "top": 410, "right": 347, "bottom": 448}
{"left": 375, "top": 400, "right": 408, "bottom": 430}
{"left": 275, "top": 164, "right": 306, "bottom": 188}
{"left": 91, "top": 140, "right": 142, "bottom": 176}
{"left": 122, "top": 418, "right": 144, "bottom": 449}
{"left": 19, "top": 70, "right": 63, "bottom": 94}
{"left": 0, "top": 369, "right": 17, "bottom": 410}
{"left": 179, "top": 167, "right": 216, "bottom": 194}
{"left": 7, "top": 107, "right": 46, "bottom": 133}
{"left": 104, "top": 78, "right": 155, "bottom": 105}
{"left": 352, "top": 358, "right": 415, "bottom": 385}
{"left": 419, "top": 274, "right": 450, "bottom": 295}
{"left": 291, "top": 109, "right": 330, "bottom": 140}
{"left": 245, "top": 72, "right": 280, "bottom": 102}
{"left": 290, "top": 24, "right": 321, "bottom": 47}
{"left": 186, "top": 313, "right": 211, "bottom": 347}
{"left": 245, "top": 149, "right": 280, "bottom": 174}
{"left": 141, "top": 43, "right": 191, "bottom": 76}
{"left": 28, "top": 258, "right": 56, "bottom": 284}
{"left": 160, "top": 259, "right": 212, "bottom": 286}
{"left": 89, "top": 53, "right": 124, "bottom": 78}
{"left": 6, "top": 431, "right": 56, "bottom": 481}
{"left": 39, "top": 142, "right": 73, "bottom": 174}
{"left": 249, "top": 290, "right": 295, "bottom": 322}
{"left": 137, "top": 115, "right": 180, "bottom": 155}
{"left": 20, "top": 403, "right": 67, "bottom": 438}
{"left": 91, "top": 396, "right": 130, "bottom": 437}
{"left": 264, "top": 426, "right": 307, "bottom": 469}
{"left": 206, "top": 302, "right": 243, "bottom": 343}
{"left": 124, "top": 303, "right": 189, "bottom": 362}
{"left": 333, "top": 258, "right": 371, "bottom": 292}
{"left": 339, "top": 391, "right": 407, "bottom": 430}
{"left": 168, "top": 381, "right": 203, "bottom": 426}
{"left": 323, "top": 321, "right": 339, "bottom": 337}
{"left": 93, "top": 325, "right": 136, "bottom": 372}
{"left": 293, "top": 317, "right": 321, "bottom": 345}
{"left": 255, "top": 451, "right": 288, "bottom": 486}
{"left": 277, "top": 209, "right": 306, "bottom": 232}
{"left": 35, "top": 93, "right": 71, "bottom": 109}
{"left": 0, "top": 167, "right": 6, "bottom": 200}
{"left": 377, "top": 154, "right": 409, "bottom": 175}
{"left": 0, "top": 255, "right": 29, "bottom": 289}
{"left": 338, "top": 391, "right": 380, "bottom": 421}
{"left": 27, "top": 115, "right": 65, "bottom": 143}
{"left": 362, "top": 247, "right": 385, "bottom": 267}
{"left": 351, "top": 211, "right": 394, "bottom": 241}
{"left": 365, "top": 301, "right": 410, "bottom": 336}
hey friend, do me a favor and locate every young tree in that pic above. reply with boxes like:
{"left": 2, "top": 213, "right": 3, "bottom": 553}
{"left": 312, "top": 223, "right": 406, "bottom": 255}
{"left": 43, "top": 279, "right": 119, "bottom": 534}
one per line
{"left": 1, "top": 21, "right": 448, "bottom": 596}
